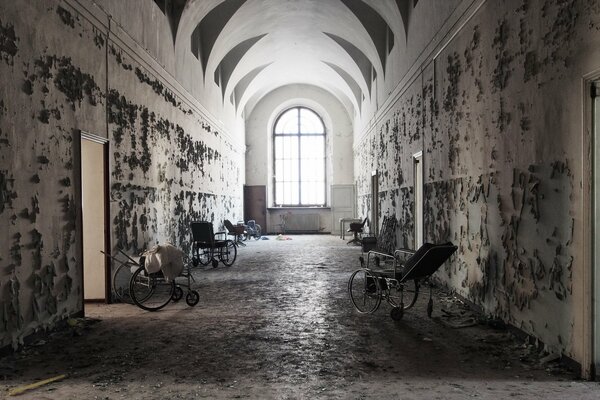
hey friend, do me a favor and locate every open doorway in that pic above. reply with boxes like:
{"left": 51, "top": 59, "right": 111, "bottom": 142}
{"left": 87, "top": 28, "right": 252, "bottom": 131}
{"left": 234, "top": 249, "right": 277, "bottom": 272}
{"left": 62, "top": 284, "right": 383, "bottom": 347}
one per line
{"left": 79, "top": 131, "right": 110, "bottom": 305}
{"left": 370, "top": 171, "right": 379, "bottom": 235}
{"left": 413, "top": 151, "right": 423, "bottom": 249}
{"left": 593, "top": 80, "right": 600, "bottom": 378}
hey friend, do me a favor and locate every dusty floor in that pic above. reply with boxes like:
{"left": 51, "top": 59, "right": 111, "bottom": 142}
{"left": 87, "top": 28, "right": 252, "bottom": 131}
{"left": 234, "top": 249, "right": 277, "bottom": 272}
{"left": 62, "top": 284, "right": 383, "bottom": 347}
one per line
{"left": 1, "top": 235, "right": 599, "bottom": 399}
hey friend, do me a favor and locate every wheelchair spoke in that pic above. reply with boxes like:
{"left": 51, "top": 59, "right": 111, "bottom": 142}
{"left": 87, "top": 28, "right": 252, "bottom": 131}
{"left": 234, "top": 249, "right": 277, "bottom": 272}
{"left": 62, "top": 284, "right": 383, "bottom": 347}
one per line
{"left": 219, "top": 240, "right": 237, "bottom": 266}
{"left": 129, "top": 267, "right": 175, "bottom": 311}
{"left": 387, "top": 279, "right": 419, "bottom": 309}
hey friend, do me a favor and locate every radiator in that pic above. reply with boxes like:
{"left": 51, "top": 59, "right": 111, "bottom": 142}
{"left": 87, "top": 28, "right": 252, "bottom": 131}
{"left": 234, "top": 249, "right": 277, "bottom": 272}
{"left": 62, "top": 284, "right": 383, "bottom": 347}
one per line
{"left": 284, "top": 214, "right": 320, "bottom": 233}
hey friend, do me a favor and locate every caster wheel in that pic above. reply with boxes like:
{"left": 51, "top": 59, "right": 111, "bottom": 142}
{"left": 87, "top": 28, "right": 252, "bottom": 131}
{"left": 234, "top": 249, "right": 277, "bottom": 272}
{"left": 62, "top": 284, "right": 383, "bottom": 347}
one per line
{"left": 390, "top": 306, "right": 404, "bottom": 321}
{"left": 212, "top": 259, "right": 218, "bottom": 268}
{"left": 186, "top": 290, "right": 200, "bottom": 307}
{"left": 427, "top": 298, "right": 433, "bottom": 318}
{"left": 192, "top": 257, "right": 199, "bottom": 267}
{"left": 171, "top": 286, "right": 183, "bottom": 302}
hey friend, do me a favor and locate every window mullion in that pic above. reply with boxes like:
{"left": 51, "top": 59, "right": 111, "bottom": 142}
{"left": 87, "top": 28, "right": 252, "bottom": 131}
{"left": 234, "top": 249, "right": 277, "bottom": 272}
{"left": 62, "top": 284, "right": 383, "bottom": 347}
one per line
{"left": 297, "top": 108, "right": 302, "bottom": 205}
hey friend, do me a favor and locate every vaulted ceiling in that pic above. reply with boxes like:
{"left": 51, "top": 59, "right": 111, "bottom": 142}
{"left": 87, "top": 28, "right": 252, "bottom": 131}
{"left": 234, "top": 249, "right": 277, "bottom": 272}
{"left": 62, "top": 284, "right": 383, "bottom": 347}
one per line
{"left": 154, "top": 0, "right": 417, "bottom": 117}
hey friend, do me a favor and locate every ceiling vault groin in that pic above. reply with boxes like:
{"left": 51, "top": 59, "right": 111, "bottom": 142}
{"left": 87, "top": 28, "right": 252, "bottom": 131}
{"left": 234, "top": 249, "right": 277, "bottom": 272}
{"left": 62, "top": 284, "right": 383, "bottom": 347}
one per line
{"left": 168, "top": 0, "right": 411, "bottom": 119}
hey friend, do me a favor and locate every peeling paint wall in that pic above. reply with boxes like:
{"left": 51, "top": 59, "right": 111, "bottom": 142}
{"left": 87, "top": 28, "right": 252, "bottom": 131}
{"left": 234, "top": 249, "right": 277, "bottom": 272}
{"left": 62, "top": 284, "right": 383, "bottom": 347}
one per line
{"left": 0, "top": 0, "right": 242, "bottom": 349}
{"left": 355, "top": 0, "right": 600, "bottom": 363}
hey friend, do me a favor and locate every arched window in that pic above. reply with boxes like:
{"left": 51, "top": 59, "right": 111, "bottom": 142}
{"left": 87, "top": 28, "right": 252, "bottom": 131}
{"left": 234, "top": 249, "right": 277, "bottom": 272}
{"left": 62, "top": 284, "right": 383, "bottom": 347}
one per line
{"left": 273, "top": 107, "right": 326, "bottom": 206}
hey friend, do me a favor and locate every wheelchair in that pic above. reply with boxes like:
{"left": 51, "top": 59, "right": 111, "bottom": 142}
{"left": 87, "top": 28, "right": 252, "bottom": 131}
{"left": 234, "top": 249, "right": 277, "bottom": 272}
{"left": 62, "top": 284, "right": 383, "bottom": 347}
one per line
{"left": 191, "top": 221, "right": 237, "bottom": 268}
{"left": 348, "top": 242, "right": 457, "bottom": 321}
{"left": 104, "top": 248, "right": 199, "bottom": 311}
{"left": 244, "top": 220, "right": 262, "bottom": 240}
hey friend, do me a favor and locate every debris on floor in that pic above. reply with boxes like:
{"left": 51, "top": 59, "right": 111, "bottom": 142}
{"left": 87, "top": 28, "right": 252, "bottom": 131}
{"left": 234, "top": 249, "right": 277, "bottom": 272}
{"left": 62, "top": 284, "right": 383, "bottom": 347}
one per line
{"left": 67, "top": 317, "right": 101, "bottom": 336}
{"left": 7, "top": 374, "right": 66, "bottom": 396}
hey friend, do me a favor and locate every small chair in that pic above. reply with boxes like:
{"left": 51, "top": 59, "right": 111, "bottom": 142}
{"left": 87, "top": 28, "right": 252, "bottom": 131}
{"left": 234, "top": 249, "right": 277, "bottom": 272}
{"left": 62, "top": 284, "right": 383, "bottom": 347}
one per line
{"left": 224, "top": 219, "right": 247, "bottom": 247}
{"left": 347, "top": 217, "right": 368, "bottom": 245}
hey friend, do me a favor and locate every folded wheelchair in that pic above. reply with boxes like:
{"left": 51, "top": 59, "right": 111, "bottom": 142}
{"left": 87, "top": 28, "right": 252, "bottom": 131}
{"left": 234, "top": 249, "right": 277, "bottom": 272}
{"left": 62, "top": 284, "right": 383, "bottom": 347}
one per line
{"left": 348, "top": 242, "right": 457, "bottom": 321}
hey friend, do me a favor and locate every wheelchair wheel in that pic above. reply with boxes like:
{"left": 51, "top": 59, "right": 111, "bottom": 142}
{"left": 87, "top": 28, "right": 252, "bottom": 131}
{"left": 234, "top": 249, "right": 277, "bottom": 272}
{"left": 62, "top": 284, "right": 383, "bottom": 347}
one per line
{"left": 387, "top": 279, "right": 419, "bottom": 310}
{"left": 390, "top": 306, "right": 404, "bottom": 321}
{"left": 171, "top": 285, "right": 184, "bottom": 302}
{"left": 112, "top": 262, "right": 136, "bottom": 304}
{"left": 186, "top": 290, "right": 200, "bottom": 306}
{"left": 193, "top": 247, "right": 211, "bottom": 266}
{"left": 219, "top": 240, "right": 237, "bottom": 266}
{"left": 348, "top": 269, "right": 381, "bottom": 314}
{"left": 129, "top": 267, "right": 175, "bottom": 311}
{"left": 253, "top": 226, "right": 261, "bottom": 240}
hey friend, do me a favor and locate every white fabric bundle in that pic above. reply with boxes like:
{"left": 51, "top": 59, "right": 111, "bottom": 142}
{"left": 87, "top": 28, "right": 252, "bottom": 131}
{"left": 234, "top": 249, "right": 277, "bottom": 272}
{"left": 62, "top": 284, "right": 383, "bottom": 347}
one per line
{"left": 142, "top": 243, "right": 184, "bottom": 281}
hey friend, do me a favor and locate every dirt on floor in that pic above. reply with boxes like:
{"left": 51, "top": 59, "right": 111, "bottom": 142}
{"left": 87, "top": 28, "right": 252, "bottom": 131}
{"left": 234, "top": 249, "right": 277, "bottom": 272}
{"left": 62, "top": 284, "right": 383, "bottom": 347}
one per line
{"left": 1, "top": 235, "right": 599, "bottom": 399}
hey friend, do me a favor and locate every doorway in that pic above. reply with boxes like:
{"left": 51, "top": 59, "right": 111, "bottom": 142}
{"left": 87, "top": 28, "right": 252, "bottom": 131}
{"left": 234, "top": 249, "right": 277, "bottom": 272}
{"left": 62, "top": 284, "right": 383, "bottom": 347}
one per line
{"left": 370, "top": 171, "right": 379, "bottom": 236}
{"left": 79, "top": 132, "right": 110, "bottom": 304}
{"left": 331, "top": 184, "right": 356, "bottom": 236}
{"left": 244, "top": 185, "right": 267, "bottom": 233}
{"left": 413, "top": 151, "right": 423, "bottom": 249}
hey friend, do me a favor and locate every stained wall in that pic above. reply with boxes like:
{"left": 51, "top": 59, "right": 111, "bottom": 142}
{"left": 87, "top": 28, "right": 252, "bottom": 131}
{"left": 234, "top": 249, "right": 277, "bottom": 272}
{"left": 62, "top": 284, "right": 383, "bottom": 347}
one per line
{"left": 355, "top": 0, "right": 600, "bottom": 364}
{"left": 0, "top": 0, "right": 242, "bottom": 348}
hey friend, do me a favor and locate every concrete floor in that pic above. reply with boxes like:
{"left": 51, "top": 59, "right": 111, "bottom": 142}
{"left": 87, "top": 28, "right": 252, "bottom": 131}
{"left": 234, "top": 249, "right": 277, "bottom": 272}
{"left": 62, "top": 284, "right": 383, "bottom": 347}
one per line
{"left": 1, "top": 235, "right": 599, "bottom": 399}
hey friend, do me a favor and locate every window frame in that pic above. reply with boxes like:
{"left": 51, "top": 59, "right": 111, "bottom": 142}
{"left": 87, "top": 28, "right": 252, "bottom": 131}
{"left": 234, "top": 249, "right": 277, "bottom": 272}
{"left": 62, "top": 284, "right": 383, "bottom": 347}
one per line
{"left": 272, "top": 106, "right": 327, "bottom": 207}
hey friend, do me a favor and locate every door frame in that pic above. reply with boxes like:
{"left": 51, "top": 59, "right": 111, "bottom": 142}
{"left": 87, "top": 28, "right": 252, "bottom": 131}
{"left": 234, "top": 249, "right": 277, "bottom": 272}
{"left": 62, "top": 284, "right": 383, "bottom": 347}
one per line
{"left": 370, "top": 171, "right": 379, "bottom": 235}
{"left": 76, "top": 130, "right": 111, "bottom": 307}
{"left": 413, "top": 151, "right": 423, "bottom": 249}
{"left": 583, "top": 73, "right": 600, "bottom": 380}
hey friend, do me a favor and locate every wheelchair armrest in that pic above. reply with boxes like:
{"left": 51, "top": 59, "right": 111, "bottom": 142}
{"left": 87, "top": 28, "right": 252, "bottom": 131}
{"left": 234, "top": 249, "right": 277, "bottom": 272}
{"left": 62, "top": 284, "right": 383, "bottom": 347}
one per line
{"left": 214, "top": 231, "right": 227, "bottom": 240}
{"left": 366, "top": 250, "right": 397, "bottom": 269}
{"left": 394, "top": 248, "right": 416, "bottom": 257}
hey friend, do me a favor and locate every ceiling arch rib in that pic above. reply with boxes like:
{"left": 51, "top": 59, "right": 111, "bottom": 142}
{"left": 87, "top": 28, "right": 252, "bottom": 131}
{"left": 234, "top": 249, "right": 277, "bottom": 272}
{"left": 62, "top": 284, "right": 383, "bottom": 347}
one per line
{"left": 238, "top": 61, "right": 358, "bottom": 120}
{"left": 323, "top": 33, "right": 374, "bottom": 96}
{"left": 339, "top": 0, "right": 394, "bottom": 76}
{"left": 231, "top": 63, "right": 272, "bottom": 109}
{"left": 214, "top": 34, "right": 267, "bottom": 99}
{"left": 175, "top": 0, "right": 386, "bottom": 124}
{"left": 322, "top": 62, "right": 363, "bottom": 112}
{"left": 152, "top": 0, "right": 187, "bottom": 44}
{"left": 362, "top": 0, "right": 406, "bottom": 44}
{"left": 189, "top": 0, "right": 248, "bottom": 75}
{"left": 222, "top": 31, "right": 370, "bottom": 119}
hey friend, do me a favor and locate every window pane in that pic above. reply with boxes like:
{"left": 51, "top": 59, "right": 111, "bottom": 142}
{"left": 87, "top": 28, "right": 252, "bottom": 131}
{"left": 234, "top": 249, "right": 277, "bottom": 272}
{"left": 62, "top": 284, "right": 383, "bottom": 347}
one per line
{"left": 275, "top": 137, "right": 283, "bottom": 159}
{"left": 275, "top": 160, "right": 283, "bottom": 180}
{"left": 275, "top": 108, "right": 299, "bottom": 134}
{"left": 301, "top": 181, "right": 324, "bottom": 205}
{"left": 275, "top": 183, "right": 283, "bottom": 205}
{"left": 301, "top": 158, "right": 324, "bottom": 181}
{"left": 299, "top": 108, "right": 324, "bottom": 134}
{"left": 300, "top": 136, "right": 324, "bottom": 160}
{"left": 274, "top": 107, "right": 326, "bottom": 206}
{"left": 280, "top": 181, "right": 299, "bottom": 205}
{"left": 283, "top": 136, "right": 298, "bottom": 160}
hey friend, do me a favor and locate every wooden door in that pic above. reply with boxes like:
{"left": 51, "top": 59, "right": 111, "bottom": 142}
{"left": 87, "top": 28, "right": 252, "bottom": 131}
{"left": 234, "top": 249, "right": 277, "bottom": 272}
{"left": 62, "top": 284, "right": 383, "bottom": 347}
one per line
{"left": 244, "top": 185, "right": 267, "bottom": 233}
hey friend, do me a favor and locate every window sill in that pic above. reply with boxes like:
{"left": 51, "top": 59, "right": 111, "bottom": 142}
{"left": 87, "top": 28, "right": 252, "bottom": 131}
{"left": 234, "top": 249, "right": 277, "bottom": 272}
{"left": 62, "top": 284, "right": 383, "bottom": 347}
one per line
{"left": 267, "top": 206, "right": 331, "bottom": 210}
